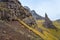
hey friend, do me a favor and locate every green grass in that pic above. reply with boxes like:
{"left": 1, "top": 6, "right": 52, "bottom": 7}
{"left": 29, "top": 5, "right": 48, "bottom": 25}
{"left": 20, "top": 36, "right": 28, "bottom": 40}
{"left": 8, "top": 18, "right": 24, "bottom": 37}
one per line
{"left": 53, "top": 21, "right": 60, "bottom": 29}
{"left": 36, "top": 20, "right": 60, "bottom": 40}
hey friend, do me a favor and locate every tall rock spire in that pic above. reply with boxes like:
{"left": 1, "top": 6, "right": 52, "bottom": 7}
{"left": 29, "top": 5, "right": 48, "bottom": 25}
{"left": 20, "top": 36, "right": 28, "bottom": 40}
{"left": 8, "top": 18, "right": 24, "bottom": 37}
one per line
{"left": 45, "top": 13, "right": 52, "bottom": 24}
{"left": 43, "top": 13, "right": 57, "bottom": 29}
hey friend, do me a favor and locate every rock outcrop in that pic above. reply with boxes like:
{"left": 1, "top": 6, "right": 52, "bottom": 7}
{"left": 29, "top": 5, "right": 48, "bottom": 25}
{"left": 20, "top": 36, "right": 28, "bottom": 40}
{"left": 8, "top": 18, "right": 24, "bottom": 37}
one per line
{"left": 43, "top": 13, "right": 57, "bottom": 29}
{"left": 0, "top": 0, "right": 37, "bottom": 28}
{"left": 31, "top": 10, "right": 45, "bottom": 20}
{"left": 24, "top": 6, "right": 45, "bottom": 20}
{"left": 0, "top": 0, "right": 42, "bottom": 40}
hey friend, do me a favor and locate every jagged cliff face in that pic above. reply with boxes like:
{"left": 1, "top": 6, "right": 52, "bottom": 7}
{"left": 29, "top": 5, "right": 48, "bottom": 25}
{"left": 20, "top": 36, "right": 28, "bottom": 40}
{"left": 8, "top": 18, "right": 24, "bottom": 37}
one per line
{"left": 0, "top": 0, "right": 37, "bottom": 28}
{"left": 31, "top": 10, "right": 45, "bottom": 20}
{"left": 0, "top": 0, "right": 41, "bottom": 40}
{"left": 24, "top": 6, "right": 45, "bottom": 20}
{"left": 0, "top": 0, "right": 21, "bottom": 20}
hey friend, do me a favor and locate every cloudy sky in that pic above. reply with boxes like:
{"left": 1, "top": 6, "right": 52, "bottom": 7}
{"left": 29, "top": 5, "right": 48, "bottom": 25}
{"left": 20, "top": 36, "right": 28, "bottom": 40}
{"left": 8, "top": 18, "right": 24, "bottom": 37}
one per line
{"left": 19, "top": 0, "right": 60, "bottom": 20}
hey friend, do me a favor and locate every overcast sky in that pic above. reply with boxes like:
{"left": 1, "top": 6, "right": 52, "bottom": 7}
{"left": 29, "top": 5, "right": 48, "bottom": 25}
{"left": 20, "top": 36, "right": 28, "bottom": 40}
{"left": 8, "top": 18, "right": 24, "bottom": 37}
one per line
{"left": 19, "top": 0, "right": 60, "bottom": 20}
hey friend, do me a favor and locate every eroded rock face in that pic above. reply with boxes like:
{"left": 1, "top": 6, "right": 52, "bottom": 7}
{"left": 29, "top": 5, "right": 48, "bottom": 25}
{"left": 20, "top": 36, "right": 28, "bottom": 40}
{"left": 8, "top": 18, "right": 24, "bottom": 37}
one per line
{"left": 43, "top": 13, "right": 57, "bottom": 29}
{"left": 0, "top": 0, "right": 41, "bottom": 40}
{"left": 0, "top": 0, "right": 37, "bottom": 28}
{"left": 24, "top": 6, "right": 45, "bottom": 20}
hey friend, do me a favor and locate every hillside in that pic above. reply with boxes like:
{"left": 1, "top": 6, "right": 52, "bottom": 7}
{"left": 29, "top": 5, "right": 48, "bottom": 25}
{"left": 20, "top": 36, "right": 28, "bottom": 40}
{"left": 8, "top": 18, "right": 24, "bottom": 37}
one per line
{"left": 0, "top": 0, "right": 42, "bottom": 40}
{"left": 0, "top": 20, "right": 31, "bottom": 40}
{"left": 0, "top": 0, "right": 60, "bottom": 40}
{"left": 36, "top": 14, "right": 60, "bottom": 40}
{"left": 36, "top": 20, "right": 60, "bottom": 40}
{"left": 55, "top": 19, "right": 60, "bottom": 23}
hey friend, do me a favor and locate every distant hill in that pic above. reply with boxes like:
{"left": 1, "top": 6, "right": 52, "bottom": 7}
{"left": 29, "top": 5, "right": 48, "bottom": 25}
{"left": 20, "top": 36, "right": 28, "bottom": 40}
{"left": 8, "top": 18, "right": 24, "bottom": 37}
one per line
{"left": 31, "top": 10, "right": 45, "bottom": 20}
{"left": 24, "top": 6, "right": 45, "bottom": 20}
{"left": 55, "top": 19, "right": 60, "bottom": 23}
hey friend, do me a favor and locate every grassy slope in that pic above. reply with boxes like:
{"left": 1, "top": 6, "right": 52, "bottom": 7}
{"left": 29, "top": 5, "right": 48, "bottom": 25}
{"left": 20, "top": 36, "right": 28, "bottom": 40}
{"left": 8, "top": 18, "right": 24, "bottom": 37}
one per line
{"left": 36, "top": 20, "right": 60, "bottom": 40}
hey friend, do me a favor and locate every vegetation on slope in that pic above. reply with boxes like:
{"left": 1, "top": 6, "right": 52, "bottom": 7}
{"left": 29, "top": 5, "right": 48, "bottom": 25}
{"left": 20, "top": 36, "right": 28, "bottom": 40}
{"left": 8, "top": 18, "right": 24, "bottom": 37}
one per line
{"left": 36, "top": 20, "right": 60, "bottom": 40}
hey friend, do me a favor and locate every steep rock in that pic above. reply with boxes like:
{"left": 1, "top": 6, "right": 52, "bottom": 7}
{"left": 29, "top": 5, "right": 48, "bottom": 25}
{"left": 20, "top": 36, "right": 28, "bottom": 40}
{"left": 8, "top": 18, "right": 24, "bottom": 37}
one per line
{"left": 0, "top": 0, "right": 37, "bottom": 28}
{"left": 31, "top": 10, "right": 44, "bottom": 20}
{"left": 0, "top": 0, "right": 42, "bottom": 40}
{"left": 24, "top": 6, "right": 45, "bottom": 20}
{"left": 43, "top": 13, "right": 57, "bottom": 29}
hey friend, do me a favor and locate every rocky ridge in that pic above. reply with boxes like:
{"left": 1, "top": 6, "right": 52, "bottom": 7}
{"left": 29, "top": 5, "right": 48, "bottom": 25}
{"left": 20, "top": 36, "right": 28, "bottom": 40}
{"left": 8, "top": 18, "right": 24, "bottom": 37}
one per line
{"left": 24, "top": 6, "right": 45, "bottom": 20}
{"left": 0, "top": 0, "right": 42, "bottom": 40}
